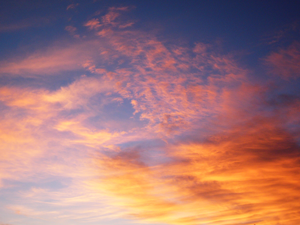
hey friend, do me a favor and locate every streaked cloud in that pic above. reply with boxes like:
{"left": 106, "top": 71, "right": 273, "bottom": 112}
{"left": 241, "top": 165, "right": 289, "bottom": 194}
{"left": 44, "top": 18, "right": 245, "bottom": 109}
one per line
{"left": 0, "top": 41, "right": 98, "bottom": 77}
{"left": 65, "top": 25, "right": 77, "bottom": 33}
{"left": 0, "top": 17, "right": 53, "bottom": 33}
{"left": 262, "top": 21, "right": 299, "bottom": 45}
{"left": 66, "top": 3, "right": 79, "bottom": 10}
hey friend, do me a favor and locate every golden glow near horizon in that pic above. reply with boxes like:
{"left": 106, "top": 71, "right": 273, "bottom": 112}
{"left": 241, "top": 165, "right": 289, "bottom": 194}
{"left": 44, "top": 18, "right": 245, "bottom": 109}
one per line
{"left": 0, "top": 3, "right": 300, "bottom": 225}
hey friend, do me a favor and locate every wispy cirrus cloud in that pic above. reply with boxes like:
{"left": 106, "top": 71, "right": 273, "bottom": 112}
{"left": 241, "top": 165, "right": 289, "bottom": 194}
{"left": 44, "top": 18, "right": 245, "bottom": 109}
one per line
{"left": 262, "top": 21, "right": 299, "bottom": 45}
{"left": 66, "top": 3, "right": 79, "bottom": 11}
{"left": 0, "top": 41, "right": 100, "bottom": 77}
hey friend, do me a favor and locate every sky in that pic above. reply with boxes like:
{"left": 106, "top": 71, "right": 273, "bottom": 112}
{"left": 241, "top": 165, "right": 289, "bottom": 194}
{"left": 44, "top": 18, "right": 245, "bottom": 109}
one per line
{"left": 0, "top": 0, "right": 300, "bottom": 225}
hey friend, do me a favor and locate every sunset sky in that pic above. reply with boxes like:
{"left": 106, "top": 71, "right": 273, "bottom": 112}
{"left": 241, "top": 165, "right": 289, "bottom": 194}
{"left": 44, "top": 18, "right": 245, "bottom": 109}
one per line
{"left": 0, "top": 1, "right": 300, "bottom": 225}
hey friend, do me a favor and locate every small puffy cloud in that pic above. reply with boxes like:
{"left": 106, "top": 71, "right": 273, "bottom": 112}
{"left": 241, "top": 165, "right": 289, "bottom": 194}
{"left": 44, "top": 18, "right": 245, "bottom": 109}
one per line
{"left": 84, "top": 18, "right": 102, "bottom": 30}
{"left": 102, "top": 11, "right": 120, "bottom": 25}
{"left": 65, "top": 25, "right": 77, "bottom": 33}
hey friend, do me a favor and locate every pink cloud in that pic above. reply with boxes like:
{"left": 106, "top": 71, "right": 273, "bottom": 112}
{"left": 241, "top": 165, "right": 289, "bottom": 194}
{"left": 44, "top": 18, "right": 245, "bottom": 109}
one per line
{"left": 102, "top": 11, "right": 120, "bottom": 26}
{"left": 66, "top": 3, "right": 79, "bottom": 10}
{"left": 65, "top": 25, "right": 77, "bottom": 33}
{"left": 119, "top": 22, "right": 134, "bottom": 29}
{"left": 263, "top": 21, "right": 298, "bottom": 45}
{"left": 0, "top": 17, "right": 53, "bottom": 33}
{"left": 108, "top": 6, "right": 130, "bottom": 11}
{"left": 88, "top": 6, "right": 134, "bottom": 29}
{"left": 84, "top": 18, "right": 102, "bottom": 30}
{"left": 0, "top": 40, "right": 104, "bottom": 77}
{"left": 265, "top": 42, "right": 300, "bottom": 79}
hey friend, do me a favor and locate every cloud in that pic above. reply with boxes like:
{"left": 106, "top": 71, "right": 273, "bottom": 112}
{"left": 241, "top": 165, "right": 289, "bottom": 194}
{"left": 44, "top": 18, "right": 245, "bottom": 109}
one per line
{"left": 84, "top": 18, "right": 102, "bottom": 30}
{"left": 262, "top": 21, "right": 298, "bottom": 45}
{"left": 102, "top": 11, "right": 120, "bottom": 26}
{"left": 0, "top": 73, "right": 137, "bottom": 223}
{"left": 119, "top": 22, "right": 134, "bottom": 29}
{"left": 93, "top": 83, "right": 300, "bottom": 225}
{"left": 0, "top": 40, "right": 102, "bottom": 77}
{"left": 91, "top": 31, "right": 247, "bottom": 135}
{"left": 108, "top": 6, "right": 131, "bottom": 11}
{"left": 85, "top": 6, "right": 134, "bottom": 31}
{"left": 65, "top": 25, "right": 77, "bottom": 33}
{"left": 0, "top": 17, "right": 53, "bottom": 33}
{"left": 66, "top": 3, "right": 79, "bottom": 10}
{"left": 265, "top": 42, "right": 300, "bottom": 79}
{"left": 0, "top": 8, "right": 246, "bottom": 136}
{"left": 65, "top": 26, "right": 80, "bottom": 38}
{"left": 0, "top": 7, "right": 137, "bottom": 77}
{"left": 1, "top": 6, "right": 300, "bottom": 225}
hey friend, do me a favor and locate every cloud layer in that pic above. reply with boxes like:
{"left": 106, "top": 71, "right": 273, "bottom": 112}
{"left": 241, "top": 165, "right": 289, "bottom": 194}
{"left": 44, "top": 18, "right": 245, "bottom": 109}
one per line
{"left": 0, "top": 6, "right": 300, "bottom": 225}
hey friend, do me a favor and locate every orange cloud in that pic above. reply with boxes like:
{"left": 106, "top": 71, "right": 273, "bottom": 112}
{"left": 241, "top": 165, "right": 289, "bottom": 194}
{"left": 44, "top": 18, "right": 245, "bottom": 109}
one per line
{"left": 0, "top": 76, "right": 133, "bottom": 224}
{"left": 92, "top": 88, "right": 300, "bottom": 224}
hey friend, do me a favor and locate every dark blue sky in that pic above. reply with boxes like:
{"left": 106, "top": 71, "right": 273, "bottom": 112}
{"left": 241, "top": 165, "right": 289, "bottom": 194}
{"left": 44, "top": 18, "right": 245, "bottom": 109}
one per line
{"left": 1, "top": 0, "right": 300, "bottom": 48}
